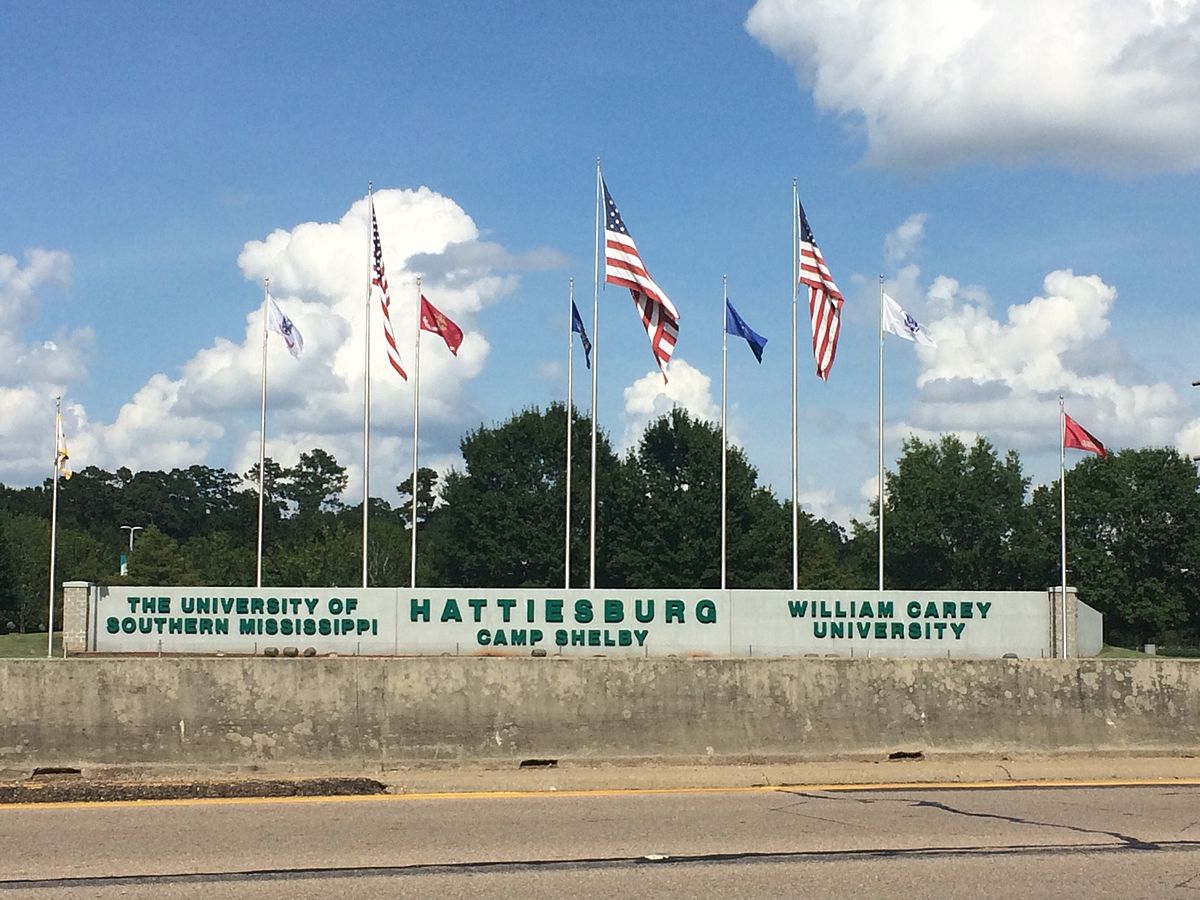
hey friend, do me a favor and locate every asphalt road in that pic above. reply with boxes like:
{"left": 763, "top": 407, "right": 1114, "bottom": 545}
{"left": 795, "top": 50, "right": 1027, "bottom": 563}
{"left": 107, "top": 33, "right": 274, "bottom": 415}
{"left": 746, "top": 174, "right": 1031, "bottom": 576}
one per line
{"left": 2, "top": 783, "right": 1199, "bottom": 898}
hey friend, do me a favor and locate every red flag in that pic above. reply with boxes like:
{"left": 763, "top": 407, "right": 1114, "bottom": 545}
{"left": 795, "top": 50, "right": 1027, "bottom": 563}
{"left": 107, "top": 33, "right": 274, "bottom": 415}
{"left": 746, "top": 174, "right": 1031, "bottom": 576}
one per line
{"left": 1064, "top": 412, "right": 1106, "bottom": 457}
{"left": 419, "top": 295, "right": 463, "bottom": 355}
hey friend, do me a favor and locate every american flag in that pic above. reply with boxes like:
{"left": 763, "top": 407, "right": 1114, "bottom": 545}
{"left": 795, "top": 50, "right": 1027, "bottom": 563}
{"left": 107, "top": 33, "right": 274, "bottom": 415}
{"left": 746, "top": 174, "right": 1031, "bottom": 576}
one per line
{"left": 370, "top": 197, "right": 408, "bottom": 381}
{"left": 603, "top": 178, "right": 679, "bottom": 379}
{"left": 796, "top": 196, "right": 844, "bottom": 381}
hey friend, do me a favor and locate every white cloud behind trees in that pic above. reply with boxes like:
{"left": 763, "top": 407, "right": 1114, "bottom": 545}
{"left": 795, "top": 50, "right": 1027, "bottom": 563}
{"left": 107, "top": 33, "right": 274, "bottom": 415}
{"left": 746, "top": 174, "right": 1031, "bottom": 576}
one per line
{"left": 0, "top": 189, "right": 545, "bottom": 501}
{"left": 879, "top": 216, "right": 1200, "bottom": 466}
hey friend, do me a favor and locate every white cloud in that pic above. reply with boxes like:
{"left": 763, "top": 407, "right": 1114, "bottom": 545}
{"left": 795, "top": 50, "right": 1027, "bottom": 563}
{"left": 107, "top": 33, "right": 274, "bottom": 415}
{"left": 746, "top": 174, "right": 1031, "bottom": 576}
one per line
{"left": 0, "top": 250, "right": 94, "bottom": 482}
{"left": 798, "top": 484, "right": 857, "bottom": 527}
{"left": 619, "top": 358, "right": 721, "bottom": 453}
{"left": 884, "top": 214, "right": 927, "bottom": 267}
{"left": 746, "top": 0, "right": 1200, "bottom": 172}
{"left": 0, "top": 188, "right": 544, "bottom": 505}
{"left": 877, "top": 259, "right": 1200, "bottom": 462}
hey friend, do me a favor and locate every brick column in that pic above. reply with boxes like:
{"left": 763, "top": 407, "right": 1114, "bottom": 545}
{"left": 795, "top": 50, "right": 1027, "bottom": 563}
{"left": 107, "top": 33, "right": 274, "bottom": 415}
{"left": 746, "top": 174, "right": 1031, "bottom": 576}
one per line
{"left": 1048, "top": 586, "right": 1078, "bottom": 658}
{"left": 62, "top": 581, "right": 93, "bottom": 656}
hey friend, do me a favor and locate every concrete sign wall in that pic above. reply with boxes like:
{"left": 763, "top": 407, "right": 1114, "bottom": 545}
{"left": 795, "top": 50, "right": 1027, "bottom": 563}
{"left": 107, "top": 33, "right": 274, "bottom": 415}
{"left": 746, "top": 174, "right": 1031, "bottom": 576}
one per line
{"left": 88, "top": 586, "right": 1087, "bottom": 658}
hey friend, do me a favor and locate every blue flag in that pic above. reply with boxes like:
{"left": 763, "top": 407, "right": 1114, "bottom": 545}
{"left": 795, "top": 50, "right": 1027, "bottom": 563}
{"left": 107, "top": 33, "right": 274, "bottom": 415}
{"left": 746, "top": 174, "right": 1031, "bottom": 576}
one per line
{"left": 571, "top": 301, "right": 593, "bottom": 369}
{"left": 725, "top": 299, "right": 766, "bottom": 363}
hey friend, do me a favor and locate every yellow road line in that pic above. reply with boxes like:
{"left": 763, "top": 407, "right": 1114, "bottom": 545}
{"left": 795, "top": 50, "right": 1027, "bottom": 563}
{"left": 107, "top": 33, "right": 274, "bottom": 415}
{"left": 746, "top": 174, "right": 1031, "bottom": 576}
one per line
{"left": 2, "top": 777, "right": 1199, "bottom": 812}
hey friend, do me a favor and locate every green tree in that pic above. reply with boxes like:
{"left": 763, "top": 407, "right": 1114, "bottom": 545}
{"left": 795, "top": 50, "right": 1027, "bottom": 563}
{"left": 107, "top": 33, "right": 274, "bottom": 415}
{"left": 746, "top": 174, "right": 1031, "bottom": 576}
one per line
{"left": 0, "top": 524, "right": 21, "bottom": 630}
{"left": 280, "top": 449, "right": 348, "bottom": 522}
{"left": 1025, "top": 447, "right": 1200, "bottom": 647}
{"left": 874, "top": 435, "right": 1030, "bottom": 590}
{"left": 603, "top": 409, "right": 845, "bottom": 589}
{"left": 425, "top": 404, "right": 621, "bottom": 587}
{"left": 396, "top": 467, "right": 439, "bottom": 529}
{"left": 126, "top": 526, "right": 198, "bottom": 585}
{"left": 183, "top": 531, "right": 255, "bottom": 585}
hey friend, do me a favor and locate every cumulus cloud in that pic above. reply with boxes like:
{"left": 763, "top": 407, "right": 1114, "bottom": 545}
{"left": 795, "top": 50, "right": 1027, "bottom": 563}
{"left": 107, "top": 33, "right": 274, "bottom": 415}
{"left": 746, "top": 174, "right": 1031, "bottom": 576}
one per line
{"left": 31, "top": 188, "right": 543, "bottom": 504}
{"left": 0, "top": 250, "right": 94, "bottom": 483}
{"left": 876, "top": 220, "right": 1200, "bottom": 462}
{"left": 884, "top": 214, "right": 927, "bottom": 267}
{"left": 746, "top": 0, "right": 1200, "bottom": 172}
{"left": 619, "top": 359, "right": 721, "bottom": 453}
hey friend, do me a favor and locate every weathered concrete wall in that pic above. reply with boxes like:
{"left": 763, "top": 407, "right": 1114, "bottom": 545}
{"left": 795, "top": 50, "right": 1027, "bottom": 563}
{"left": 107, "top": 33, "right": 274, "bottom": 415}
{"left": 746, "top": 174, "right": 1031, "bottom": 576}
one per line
{"left": 0, "top": 658, "right": 1195, "bottom": 774}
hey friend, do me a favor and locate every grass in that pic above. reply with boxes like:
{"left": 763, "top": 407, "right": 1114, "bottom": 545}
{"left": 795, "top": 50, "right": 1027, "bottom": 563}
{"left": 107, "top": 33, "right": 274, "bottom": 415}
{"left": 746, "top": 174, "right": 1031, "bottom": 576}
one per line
{"left": 1097, "top": 644, "right": 1149, "bottom": 658}
{"left": 0, "top": 632, "right": 63, "bottom": 658}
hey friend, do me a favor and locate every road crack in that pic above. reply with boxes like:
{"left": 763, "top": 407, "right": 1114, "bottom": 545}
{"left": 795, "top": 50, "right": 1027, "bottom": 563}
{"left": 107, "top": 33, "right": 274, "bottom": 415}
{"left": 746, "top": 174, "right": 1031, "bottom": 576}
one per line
{"left": 776, "top": 791, "right": 1159, "bottom": 850}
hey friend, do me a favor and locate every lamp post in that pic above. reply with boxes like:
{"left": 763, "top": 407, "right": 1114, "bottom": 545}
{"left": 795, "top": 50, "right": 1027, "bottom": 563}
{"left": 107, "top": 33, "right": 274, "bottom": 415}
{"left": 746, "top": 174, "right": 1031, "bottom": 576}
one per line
{"left": 120, "top": 525, "right": 143, "bottom": 553}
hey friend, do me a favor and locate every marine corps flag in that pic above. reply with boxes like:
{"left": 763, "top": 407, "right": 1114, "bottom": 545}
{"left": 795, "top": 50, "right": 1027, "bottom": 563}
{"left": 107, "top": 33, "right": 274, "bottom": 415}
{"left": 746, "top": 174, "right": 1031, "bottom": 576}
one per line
{"left": 419, "top": 295, "right": 463, "bottom": 355}
{"left": 1063, "top": 412, "right": 1107, "bottom": 457}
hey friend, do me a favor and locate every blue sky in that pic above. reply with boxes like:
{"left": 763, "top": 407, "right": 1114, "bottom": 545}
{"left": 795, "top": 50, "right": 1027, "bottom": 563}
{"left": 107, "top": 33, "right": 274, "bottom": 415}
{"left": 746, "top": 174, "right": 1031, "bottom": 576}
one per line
{"left": 4, "top": 0, "right": 1199, "bottom": 526}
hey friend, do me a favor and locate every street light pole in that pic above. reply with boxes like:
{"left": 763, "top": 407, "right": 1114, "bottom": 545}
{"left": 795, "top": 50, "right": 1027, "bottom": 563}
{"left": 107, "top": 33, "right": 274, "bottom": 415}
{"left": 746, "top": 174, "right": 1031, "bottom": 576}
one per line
{"left": 120, "top": 525, "right": 143, "bottom": 552}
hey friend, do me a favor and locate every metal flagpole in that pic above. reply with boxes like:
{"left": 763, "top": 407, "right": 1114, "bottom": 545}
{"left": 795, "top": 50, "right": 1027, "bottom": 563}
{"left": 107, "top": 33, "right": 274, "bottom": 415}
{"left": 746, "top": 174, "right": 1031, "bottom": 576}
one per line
{"left": 256, "top": 276, "right": 269, "bottom": 588}
{"left": 878, "top": 274, "right": 885, "bottom": 592}
{"left": 721, "top": 275, "right": 728, "bottom": 591}
{"left": 410, "top": 276, "right": 422, "bottom": 589}
{"left": 565, "top": 277, "right": 575, "bottom": 590}
{"left": 589, "top": 158, "right": 601, "bottom": 590}
{"left": 791, "top": 179, "right": 799, "bottom": 591}
{"left": 1059, "top": 395, "right": 1068, "bottom": 659}
{"left": 362, "top": 183, "right": 373, "bottom": 589}
{"left": 47, "top": 397, "right": 61, "bottom": 658}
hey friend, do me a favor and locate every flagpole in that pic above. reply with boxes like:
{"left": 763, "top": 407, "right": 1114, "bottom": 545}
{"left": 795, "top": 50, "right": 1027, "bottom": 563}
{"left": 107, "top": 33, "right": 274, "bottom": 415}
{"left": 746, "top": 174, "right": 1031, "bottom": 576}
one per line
{"left": 47, "top": 397, "right": 61, "bottom": 658}
{"left": 878, "top": 274, "right": 885, "bottom": 592}
{"left": 256, "top": 276, "right": 269, "bottom": 588}
{"left": 791, "top": 178, "right": 799, "bottom": 591}
{"left": 362, "top": 183, "right": 373, "bottom": 589}
{"left": 565, "top": 277, "right": 575, "bottom": 590}
{"left": 410, "top": 276, "right": 422, "bottom": 589}
{"left": 1059, "top": 395, "right": 1068, "bottom": 659}
{"left": 589, "top": 158, "right": 601, "bottom": 590}
{"left": 721, "top": 275, "right": 729, "bottom": 591}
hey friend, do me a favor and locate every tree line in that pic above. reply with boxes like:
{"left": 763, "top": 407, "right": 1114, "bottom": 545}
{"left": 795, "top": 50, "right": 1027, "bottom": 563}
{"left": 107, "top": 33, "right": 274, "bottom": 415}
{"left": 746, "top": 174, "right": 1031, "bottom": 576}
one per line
{"left": 1, "top": 404, "right": 1197, "bottom": 649}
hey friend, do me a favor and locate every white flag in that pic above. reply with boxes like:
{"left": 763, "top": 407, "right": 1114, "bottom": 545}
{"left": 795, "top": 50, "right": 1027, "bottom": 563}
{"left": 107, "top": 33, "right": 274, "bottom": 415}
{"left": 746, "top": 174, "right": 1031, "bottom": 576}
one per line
{"left": 55, "top": 410, "right": 72, "bottom": 480}
{"left": 268, "top": 296, "right": 304, "bottom": 358}
{"left": 882, "top": 293, "right": 936, "bottom": 347}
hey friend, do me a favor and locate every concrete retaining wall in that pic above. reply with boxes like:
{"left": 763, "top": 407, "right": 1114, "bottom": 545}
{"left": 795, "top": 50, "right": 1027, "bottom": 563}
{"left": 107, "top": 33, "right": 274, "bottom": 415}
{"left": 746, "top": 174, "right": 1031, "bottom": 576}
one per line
{"left": 1, "top": 657, "right": 1196, "bottom": 775}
